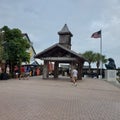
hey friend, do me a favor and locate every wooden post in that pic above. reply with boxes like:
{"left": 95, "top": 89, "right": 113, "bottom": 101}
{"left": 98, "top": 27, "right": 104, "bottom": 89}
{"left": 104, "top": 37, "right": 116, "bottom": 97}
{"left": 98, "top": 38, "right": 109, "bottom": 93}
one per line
{"left": 43, "top": 60, "right": 49, "bottom": 79}
{"left": 78, "top": 61, "right": 83, "bottom": 80}
{"left": 54, "top": 61, "right": 59, "bottom": 78}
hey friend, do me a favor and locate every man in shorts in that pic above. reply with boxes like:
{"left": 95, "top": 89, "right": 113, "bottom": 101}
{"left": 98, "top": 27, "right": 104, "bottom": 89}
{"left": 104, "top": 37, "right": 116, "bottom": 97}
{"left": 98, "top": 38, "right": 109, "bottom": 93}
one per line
{"left": 71, "top": 68, "right": 78, "bottom": 86}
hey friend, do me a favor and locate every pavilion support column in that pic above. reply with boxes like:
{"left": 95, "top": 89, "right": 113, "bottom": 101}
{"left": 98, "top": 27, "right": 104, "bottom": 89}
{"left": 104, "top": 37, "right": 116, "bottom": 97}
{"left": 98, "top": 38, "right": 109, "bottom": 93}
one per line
{"left": 54, "top": 61, "right": 59, "bottom": 78}
{"left": 70, "top": 61, "right": 76, "bottom": 76}
{"left": 78, "top": 61, "right": 84, "bottom": 80}
{"left": 43, "top": 60, "right": 49, "bottom": 79}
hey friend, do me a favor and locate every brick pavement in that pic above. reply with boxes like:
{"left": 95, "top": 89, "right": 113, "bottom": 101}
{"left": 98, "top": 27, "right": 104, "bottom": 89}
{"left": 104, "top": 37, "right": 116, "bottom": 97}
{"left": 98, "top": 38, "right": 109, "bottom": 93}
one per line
{"left": 0, "top": 76, "right": 120, "bottom": 120}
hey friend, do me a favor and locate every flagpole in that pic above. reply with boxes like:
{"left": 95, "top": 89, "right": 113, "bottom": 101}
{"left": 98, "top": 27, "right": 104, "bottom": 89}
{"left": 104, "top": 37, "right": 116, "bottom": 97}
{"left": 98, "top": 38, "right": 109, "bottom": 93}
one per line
{"left": 91, "top": 30, "right": 103, "bottom": 79}
{"left": 100, "top": 30, "right": 103, "bottom": 79}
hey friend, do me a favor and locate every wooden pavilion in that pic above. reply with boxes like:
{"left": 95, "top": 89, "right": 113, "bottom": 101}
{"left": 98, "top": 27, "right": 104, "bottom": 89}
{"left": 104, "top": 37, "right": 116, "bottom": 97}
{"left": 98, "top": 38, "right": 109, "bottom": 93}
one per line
{"left": 34, "top": 24, "right": 86, "bottom": 80}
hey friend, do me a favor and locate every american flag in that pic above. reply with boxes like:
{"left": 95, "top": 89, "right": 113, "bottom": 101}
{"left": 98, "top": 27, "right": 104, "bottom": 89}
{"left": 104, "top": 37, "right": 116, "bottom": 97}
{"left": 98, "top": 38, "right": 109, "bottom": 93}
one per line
{"left": 91, "top": 30, "right": 101, "bottom": 38}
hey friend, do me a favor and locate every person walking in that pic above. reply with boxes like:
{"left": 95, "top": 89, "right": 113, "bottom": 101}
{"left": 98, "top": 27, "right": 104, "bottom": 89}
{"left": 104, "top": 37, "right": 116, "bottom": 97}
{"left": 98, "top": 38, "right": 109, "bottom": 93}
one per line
{"left": 14, "top": 65, "right": 19, "bottom": 79}
{"left": 71, "top": 67, "right": 78, "bottom": 86}
{"left": 19, "top": 66, "right": 25, "bottom": 80}
{"left": 6, "top": 65, "right": 10, "bottom": 79}
{"left": 36, "top": 67, "right": 40, "bottom": 76}
{"left": 25, "top": 66, "right": 30, "bottom": 80}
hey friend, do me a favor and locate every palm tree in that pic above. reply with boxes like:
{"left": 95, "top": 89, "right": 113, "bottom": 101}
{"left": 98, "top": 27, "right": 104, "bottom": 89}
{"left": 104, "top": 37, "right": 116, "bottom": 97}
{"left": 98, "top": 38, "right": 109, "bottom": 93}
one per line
{"left": 82, "top": 51, "right": 95, "bottom": 74}
{"left": 94, "top": 53, "right": 107, "bottom": 77}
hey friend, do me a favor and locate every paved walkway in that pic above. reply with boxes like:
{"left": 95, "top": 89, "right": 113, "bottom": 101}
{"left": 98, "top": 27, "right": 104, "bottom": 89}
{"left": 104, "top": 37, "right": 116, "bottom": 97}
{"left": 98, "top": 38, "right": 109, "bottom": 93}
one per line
{"left": 0, "top": 76, "right": 120, "bottom": 120}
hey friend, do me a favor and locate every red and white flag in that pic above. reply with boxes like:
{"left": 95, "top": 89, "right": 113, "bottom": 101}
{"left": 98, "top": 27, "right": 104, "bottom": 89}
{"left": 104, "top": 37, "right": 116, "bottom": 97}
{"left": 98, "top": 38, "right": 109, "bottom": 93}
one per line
{"left": 91, "top": 30, "right": 101, "bottom": 38}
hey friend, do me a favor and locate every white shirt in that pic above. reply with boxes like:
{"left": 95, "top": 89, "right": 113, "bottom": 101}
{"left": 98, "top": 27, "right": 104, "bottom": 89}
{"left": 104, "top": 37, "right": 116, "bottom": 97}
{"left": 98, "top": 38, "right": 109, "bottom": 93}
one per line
{"left": 6, "top": 67, "right": 10, "bottom": 74}
{"left": 72, "top": 69, "right": 78, "bottom": 77}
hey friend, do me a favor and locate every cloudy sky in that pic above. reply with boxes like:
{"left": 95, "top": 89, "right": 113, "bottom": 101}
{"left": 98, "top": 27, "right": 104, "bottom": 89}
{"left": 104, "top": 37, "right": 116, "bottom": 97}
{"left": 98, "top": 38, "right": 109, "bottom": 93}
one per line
{"left": 0, "top": 0, "right": 120, "bottom": 68}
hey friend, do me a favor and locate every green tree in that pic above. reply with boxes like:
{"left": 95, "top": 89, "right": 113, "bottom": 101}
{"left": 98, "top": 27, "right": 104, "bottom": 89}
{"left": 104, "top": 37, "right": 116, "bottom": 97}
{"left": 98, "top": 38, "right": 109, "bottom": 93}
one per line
{"left": 1, "top": 26, "right": 30, "bottom": 73}
{"left": 82, "top": 51, "right": 95, "bottom": 73}
{"left": 94, "top": 52, "right": 107, "bottom": 77}
{"left": 94, "top": 53, "right": 107, "bottom": 68}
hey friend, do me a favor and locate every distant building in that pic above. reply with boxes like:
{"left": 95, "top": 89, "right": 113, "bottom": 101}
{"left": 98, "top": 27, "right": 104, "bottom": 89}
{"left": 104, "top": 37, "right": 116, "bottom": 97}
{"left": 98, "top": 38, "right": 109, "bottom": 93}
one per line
{"left": 23, "top": 33, "right": 37, "bottom": 65}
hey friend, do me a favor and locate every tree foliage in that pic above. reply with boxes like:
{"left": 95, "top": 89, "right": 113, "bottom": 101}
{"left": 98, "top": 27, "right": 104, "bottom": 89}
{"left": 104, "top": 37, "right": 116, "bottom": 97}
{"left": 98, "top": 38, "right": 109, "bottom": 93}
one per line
{"left": 94, "top": 52, "right": 107, "bottom": 69}
{"left": 0, "top": 26, "right": 30, "bottom": 72}
{"left": 82, "top": 51, "right": 95, "bottom": 70}
{"left": 82, "top": 50, "right": 107, "bottom": 76}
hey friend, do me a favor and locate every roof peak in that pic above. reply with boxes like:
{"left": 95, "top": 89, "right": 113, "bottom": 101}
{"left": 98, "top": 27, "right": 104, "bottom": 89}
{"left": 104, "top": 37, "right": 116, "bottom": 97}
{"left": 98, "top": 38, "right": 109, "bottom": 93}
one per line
{"left": 61, "top": 24, "right": 70, "bottom": 32}
{"left": 58, "top": 24, "right": 73, "bottom": 36}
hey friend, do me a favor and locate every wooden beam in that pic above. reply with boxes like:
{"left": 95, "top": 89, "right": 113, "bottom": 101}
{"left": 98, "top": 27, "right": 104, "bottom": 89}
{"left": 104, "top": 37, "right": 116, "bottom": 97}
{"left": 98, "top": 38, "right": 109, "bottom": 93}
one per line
{"left": 41, "top": 57, "right": 77, "bottom": 61}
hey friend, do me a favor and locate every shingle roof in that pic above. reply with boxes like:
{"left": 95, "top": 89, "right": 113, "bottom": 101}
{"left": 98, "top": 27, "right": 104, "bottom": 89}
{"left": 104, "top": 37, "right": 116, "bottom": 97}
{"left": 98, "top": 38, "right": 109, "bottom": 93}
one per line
{"left": 34, "top": 43, "right": 86, "bottom": 62}
{"left": 58, "top": 24, "right": 73, "bottom": 36}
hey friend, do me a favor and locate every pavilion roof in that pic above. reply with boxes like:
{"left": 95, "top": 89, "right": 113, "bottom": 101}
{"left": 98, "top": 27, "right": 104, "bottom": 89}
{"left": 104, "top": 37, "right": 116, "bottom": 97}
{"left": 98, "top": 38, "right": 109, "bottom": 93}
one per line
{"left": 34, "top": 43, "right": 86, "bottom": 62}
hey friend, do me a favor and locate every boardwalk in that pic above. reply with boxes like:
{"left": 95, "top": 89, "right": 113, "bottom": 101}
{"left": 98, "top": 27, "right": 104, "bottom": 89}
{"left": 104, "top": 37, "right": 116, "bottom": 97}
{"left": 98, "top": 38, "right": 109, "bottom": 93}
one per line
{"left": 0, "top": 76, "right": 120, "bottom": 120}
